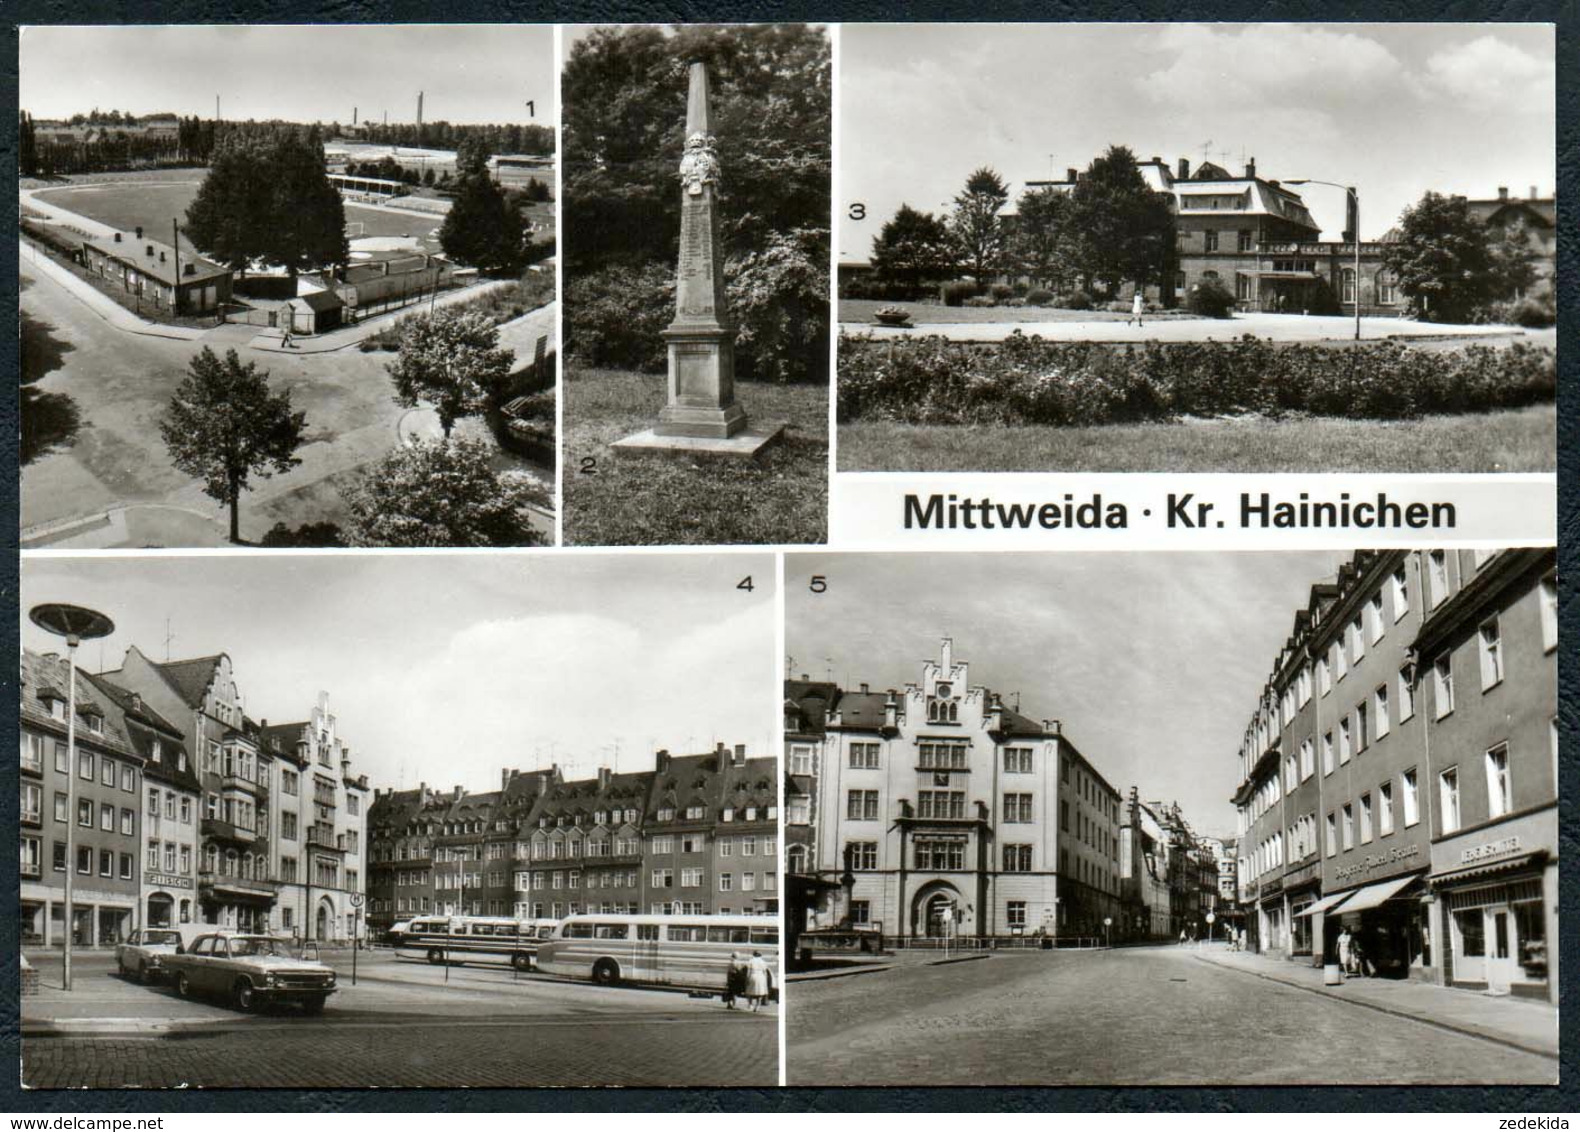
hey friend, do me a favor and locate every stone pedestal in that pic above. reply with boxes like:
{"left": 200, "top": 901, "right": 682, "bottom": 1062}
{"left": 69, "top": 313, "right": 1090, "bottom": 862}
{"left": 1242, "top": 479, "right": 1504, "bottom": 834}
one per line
{"left": 657, "top": 322, "right": 746, "bottom": 439}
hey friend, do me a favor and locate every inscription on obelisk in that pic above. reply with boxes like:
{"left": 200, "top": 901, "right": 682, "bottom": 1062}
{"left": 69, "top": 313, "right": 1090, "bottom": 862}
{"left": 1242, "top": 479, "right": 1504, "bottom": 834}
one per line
{"left": 656, "top": 60, "right": 747, "bottom": 439}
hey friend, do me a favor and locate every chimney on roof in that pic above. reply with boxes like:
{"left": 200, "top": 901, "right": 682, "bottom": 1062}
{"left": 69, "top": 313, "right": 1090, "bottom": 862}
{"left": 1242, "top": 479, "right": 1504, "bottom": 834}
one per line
{"left": 1498, "top": 186, "right": 1509, "bottom": 201}
{"left": 859, "top": 683, "right": 869, "bottom": 694}
{"left": 1066, "top": 166, "right": 1078, "bottom": 182}
{"left": 135, "top": 226, "right": 143, "bottom": 240}
{"left": 987, "top": 692, "right": 1004, "bottom": 732}
{"left": 1245, "top": 158, "right": 1256, "bottom": 180}
{"left": 884, "top": 691, "right": 898, "bottom": 730}
{"left": 184, "top": 263, "right": 196, "bottom": 276}
{"left": 733, "top": 743, "right": 746, "bottom": 765}
{"left": 113, "top": 232, "right": 121, "bottom": 242}
{"left": 1044, "top": 719, "right": 1061, "bottom": 735}
{"left": 146, "top": 245, "right": 155, "bottom": 257}
{"left": 655, "top": 749, "right": 671, "bottom": 774}
{"left": 1178, "top": 157, "right": 1190, "bottom": 181}
{"left": 1531, "top": 185, "right": 1539, "bottom": 200}
{"left": 801, "top": 673, "right": 809, "bottom": 681}
{"left": 453, "top": 785, "right": 463, "bottom": 800}
{"left": 1150, "top": 155, "right": 1161, "bottom": 165}
{"left": 502, "top": 768, "right": 510, "bottom": 791}
{"left": 598, "top": 766, "right": 611, "bottom": 790}
{"left": 159, "top": 251, "right": 166, "bottom": 263}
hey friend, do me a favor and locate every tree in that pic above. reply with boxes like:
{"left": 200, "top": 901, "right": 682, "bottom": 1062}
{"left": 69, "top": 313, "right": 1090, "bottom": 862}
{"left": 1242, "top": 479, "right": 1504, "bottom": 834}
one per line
{"left": 1489, "top": 220, "right": 1540, "bottom": 300}
{"left": 1383, "top": 192, "right": 1497, "bottom": 322}
{"left": 19, "top": 112, "right": 37, "bottom": 178}
{"left": 439, "top": 139, "right": 522, "bottom": 272}
{"left": 948, "top": 167, "right": 1009, "bottom": 284}
{"left": 268, "top": 129, "right": 348, "bottom": 278}
{"left": 342, "top": 437, "right": 545, "bottom": 547}
{"left": 159, "top": 347, "right": 307, "bottom": 543}
{"left": 1013, "top": 186, "right": 1076, "bottom": 291}
{"left": 386, "top": 309, "right": 515, "bottom": 437}
{"left": 870, "top": 204, "right": 957, "bottom": 294}
{"left": 1062, "top": 145, "right": 1175, "bottom": 299}
{"left": 184, "top": 135, "right": 271, "bottom": 273}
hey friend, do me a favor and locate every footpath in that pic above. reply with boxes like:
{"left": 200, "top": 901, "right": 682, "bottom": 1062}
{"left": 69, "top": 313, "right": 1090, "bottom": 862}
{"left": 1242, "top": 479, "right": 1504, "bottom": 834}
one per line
{"left": 1193, "top": 945, "right": 1558, "bottom": 1059}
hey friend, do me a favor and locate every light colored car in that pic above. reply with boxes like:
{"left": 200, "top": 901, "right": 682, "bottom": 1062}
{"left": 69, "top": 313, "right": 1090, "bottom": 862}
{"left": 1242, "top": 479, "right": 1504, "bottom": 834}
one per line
{"left": 116, "top": 928, "right": 185, "bottom": 984}
{"left": 162, "top": 932, "right": 338, "bottom": 1013}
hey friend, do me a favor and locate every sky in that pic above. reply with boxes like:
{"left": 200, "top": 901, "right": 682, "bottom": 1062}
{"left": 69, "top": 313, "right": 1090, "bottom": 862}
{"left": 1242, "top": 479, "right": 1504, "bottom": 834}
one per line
{"left": 840, "top": 22, "right": 1555, "bottom": 260}
{"left": 19, "top": 24, "right": 557, "bottom": 127}
{"left": 785, "top": 550, "right": 1351, "bottom": 836}
{"left": 21, "top": 552, "right": 774, "bottom": 795}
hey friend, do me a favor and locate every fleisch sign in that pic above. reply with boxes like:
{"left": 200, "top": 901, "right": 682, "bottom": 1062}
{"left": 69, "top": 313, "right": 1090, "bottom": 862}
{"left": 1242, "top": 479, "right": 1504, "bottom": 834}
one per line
{"left": 1460, "top": 836, "right": 1520, "bottom": 865}
{"left": 146, "top": 873, "right": 193, "bottom": 890}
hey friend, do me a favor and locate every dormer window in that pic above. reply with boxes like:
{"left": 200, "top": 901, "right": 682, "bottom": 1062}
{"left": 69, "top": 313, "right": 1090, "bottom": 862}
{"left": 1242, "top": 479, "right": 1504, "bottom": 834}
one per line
{"left": 722, "top": 808, "right": 735, "bottom": 823}
{"left": 685, "top": 805, "right": 704, "bottom": 820}
{"left": 745, "top": 807, "right": 757, "bottom": 821}
{"left": 657, "top": 807, "right": 676, "bottom": 822}
{"left": 43, "top": 694, "right": 66, "bottom": 722}
{"left": 84, "top": 711, "right": 104, "bottom": 735}
{"left": 150, "top": 739, "right": 162, "bottom": 763}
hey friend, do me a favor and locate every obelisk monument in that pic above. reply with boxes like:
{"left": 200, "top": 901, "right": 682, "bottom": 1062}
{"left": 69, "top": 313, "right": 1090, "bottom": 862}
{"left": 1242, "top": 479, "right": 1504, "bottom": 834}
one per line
{"left": 615, "top": 60, "right": 783, "bottom": 456}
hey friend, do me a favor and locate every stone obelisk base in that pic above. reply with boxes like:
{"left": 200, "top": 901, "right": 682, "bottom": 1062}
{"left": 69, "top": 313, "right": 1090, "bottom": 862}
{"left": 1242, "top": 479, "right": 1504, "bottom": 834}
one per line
{"left": 613, "top": 322, "right": 785, "bottom": 458}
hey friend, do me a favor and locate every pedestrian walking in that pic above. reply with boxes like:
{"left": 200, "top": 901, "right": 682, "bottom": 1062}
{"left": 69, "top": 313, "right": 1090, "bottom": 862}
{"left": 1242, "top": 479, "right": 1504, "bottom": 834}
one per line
{"left": 281, "top": 329, "right": 293, "bottom": 350}
{"left": 1130, "top": 291, "right": 1145, "bottom": 327}
{"left": 1338, "top": 926, "right": 1355, "bottom": 974}
{"left": 1178, "top": 929, "right": 1188, "bottom": 947}
{"left": 746, "top": 949, "right": 771, "bottom": 1012}
{"left": 723, "top": 951, "right": 748, "bottom": 1009}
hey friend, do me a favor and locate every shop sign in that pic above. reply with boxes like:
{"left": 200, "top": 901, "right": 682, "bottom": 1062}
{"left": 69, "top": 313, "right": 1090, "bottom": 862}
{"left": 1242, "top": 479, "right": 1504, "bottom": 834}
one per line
{"left": 146, "top": 873, "right": 193, "bottom": 890}
{"left": 1460, "top": 836, "right": 1520, "bottom": 866}
{"left": 1334, "top": 842, "right": 1420, "bottom": 882}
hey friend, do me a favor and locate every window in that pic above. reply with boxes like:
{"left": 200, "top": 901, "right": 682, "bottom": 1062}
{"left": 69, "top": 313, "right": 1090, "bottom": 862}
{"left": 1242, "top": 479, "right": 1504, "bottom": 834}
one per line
{"left": 1479, "top": 619, "right": 1504, "bottom": 690}
{"left": 1341, "top": 267, "right": 1357, "bottom": 304}
{"left": 1401, "top": 769, "right": 1421, "bottom": 827}
{"left": 1002, "top": 844, "right": 1033, "bottom": 872}
{"left": 54, "top": 742, "right": 68, "bottom": 774}
{"left": 849, "top": 900, "right": 871, "bottom": 925}
{"left": 1368, "top": 593, "right": 1386, "bottom": 643}
{"left": 1372, "top": 685, "right": 1390, "bottom": 740}
{"left": 1318, "top": 656, "right": 1331, "bottom": 696}
{"left": 21, "top": 837, "right": 41, "bottom": 878}
{"left": 281, "top": 812, "right": 297, "bottom": 839}
{"left": 1378, "top": 782, "right": 1394, "bottom": 836}
{"left": 1338, "top": 718, "right": 1351, "bottom": 764}
{"left": 718, "top": 872, "right": 733, "bottom": 892}
{"left": 651, "top": 868, "right": 673, "bottom": 889}
{"left": 788, "top": 745, "right": 813, "bottom": 776}
{"left": 656, "top": 808, "right": 675, "bottom": 822}
{"left": 848, "top": 742, "right": 880, "bottom": 769}
{"left": 21, "top": 783, "right": 41, "bottom": 824}
{"left": 101, "top": 758, "right": 115, "bottom": 787}
{"left": 76, "top": 845, "right": 92, "bottom": 874}
{"left": 1485, "top": 744, "right": 1512, "bottom": 818}
{"left": 741, "top": 836, "right": 757, "bottom": 857}
{"left": 1003, "top": 793, "right": 1033, "bottom": 823}
{"left": 913, "top": 839, "right": 965, "bottom": 870}
{"left": 1237, "top": 229, "right": 1253, "bottom": 252}
{"left": 1541, "top": 577, "right": 1558, "bottom": 652}
{"left": 120, "top": 853, "right": 133, "bottom": 880}
{"left": 120, "top": 808, "right": 133, "bottom": 836}
{"left": 1355, "top": 703, "right": 1369, "bottom": 754}
{"left": 1324, "top": 812, "right": 1337, "bottom": 857}
{"left": 1007, "top": 900, "right": 1028, "bottom": 929}
{"left": 741, "top": 872, "right": 757, "bottom": 892}
{"left": 685, "top": 806, "right": 705, "bottom": 821}
{"left": 1351, "top": 615, "right": 1366, "bottom": 663}
{"left": 77, "top": 798, "right": 92, "bottom": 828}
{"left": 680, "top": 867, "right": 702, "bottom": 888}
{"left": 918, "top": 741, "right": 968, "bottom": 770}
{"left": 1439, "top": 768, "right": 1460, "bottom": 833}
{"left": 1455, "top": 909, "right": 1485, "bottom": 957}
{"left": 53, "top": 791, "right": 67, "bottom": 823}
{"left": 1341, "top": 804, "right": 1354, "bottom": 851}
{"left": 1433, "top": 656, "right": 1455, "bottom": 718}
{"left": 99, "top": 849, "right": 113, "bottom": 877}
{"left": 1299, "top": 738, "right": 1314, "bottom": 781}
{"left": 1391, "top": 567, "right": 1410, "bottom": 622}
{"left": 845, "top": 841, "right": 878, "bottom": 870}
{"left": 1428, "top": 550, "right": 1449, "bottom": 607}
{"left": 1359, "top": 794, "right": 1373, "bottom": 843}
{"left": 1334, "top": 640, "right": 1347, "bottom": 681}
{"left": 787, "top": 796, "right": 810, "bottom": 825}
{"left": 1322, "top": 732, "right": 1335, "bottom": 776}
{"left": 846, "top": 790, "right": 879, "bottom": 821}
{"left": 1003, "top": 747, "right": 1033, "bottom": 774}
{"left": 916, "top": 791, "right": 965, "bottom": 820}
{"left": 120, "top": 765, "right": 134, "bottom": 793}
{"left": 1204, "top": 230, "right": 1219, "bottom": 252}
{"left": 79, "top": 751, "right": 94, "bottom": 780}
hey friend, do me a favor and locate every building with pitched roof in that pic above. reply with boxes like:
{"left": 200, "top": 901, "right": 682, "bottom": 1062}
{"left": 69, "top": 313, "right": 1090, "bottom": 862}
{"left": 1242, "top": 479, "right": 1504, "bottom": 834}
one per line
{"left": 796, "top": 638, "right": 1123, "bottom": 944}
{"left": 20, "top": 649, "right": 148, "bottom": 949}
{"left": 1466, "top": 186, "right": 1556, "bottom": 299}
{"left": 80, "top": 226, "right": 232, "bottom": 314}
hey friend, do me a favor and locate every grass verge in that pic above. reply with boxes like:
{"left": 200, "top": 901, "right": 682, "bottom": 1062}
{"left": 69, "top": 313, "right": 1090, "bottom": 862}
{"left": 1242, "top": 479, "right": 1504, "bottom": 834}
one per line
{"left": 839, "top": 298, "right": 1201, "bottom": 325}
{"left": 564, "top": 366, "right": 828, "bottom": 545}
{"left": 837, "top": 404, "right": 1556, "bottom": 474}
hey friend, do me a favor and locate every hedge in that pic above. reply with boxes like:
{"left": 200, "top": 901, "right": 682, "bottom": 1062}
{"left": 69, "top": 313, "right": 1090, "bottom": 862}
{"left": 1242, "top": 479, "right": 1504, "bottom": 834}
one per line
{"left": 837, "top": 333, "right": 1556, "bottom": 427}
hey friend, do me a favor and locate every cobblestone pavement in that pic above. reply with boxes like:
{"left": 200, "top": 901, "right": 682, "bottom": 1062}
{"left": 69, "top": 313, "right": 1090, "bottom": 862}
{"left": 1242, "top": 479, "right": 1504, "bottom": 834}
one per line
{"left": 786, "top": 945, "right": 1558, "bottom": 1086}
{"left": 22, "top": 952, "right": 777, "bottom": 1088}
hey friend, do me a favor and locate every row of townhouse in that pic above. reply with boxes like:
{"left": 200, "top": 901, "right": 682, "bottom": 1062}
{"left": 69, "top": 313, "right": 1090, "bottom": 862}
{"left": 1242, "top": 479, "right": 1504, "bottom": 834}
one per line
{"left": 784, "top": 639, "right": 1135, "bottom": 944}
{"left": 1233, "top": 548, "right": 1558, "bottom": 1003}
{"left": 364, "top": 744, "right": 779, "bottom": 935}
{"left": 20, "top": 644, "right": 369, "bottom": 949}
{"left": 1117, "top": 793, "right": 1222, "bottom": 941}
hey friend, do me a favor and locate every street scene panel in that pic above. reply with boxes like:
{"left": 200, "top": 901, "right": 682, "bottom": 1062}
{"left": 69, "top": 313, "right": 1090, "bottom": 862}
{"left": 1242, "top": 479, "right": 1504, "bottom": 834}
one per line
{"left": 19, "top": 25, "right": 558, "bottom": 549}
{"left": 20, "top": 552, "right": 780, "bottom": 1088}
{"left": 560, "top": 24, "right": 831, "bottom": 546}
{"left": 783, "top": 550, "right": 1558, "bottom": 1085}
{"left": 836, "top": 23, "right": 1556, "bottom": 474}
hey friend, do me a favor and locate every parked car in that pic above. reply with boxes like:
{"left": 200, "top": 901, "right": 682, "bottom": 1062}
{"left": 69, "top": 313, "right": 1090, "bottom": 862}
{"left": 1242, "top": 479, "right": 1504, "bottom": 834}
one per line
{"left": 116, "top": 928, "right": 185, "bottom": 984}
{"left": 163, "top": 933, "right": 337, "bottom": 1013}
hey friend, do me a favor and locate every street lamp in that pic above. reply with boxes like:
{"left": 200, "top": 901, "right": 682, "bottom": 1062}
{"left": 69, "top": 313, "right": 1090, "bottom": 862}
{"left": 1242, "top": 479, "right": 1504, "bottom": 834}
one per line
{"left": 29, "top": 603, "right": 116, "bottom": 992}
{"left": 1285, "top": 180, "right": 1361, "bottom": 342}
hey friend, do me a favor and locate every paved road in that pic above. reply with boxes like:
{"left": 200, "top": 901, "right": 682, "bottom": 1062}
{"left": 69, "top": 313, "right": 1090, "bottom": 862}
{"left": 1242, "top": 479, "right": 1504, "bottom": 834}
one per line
{"left": 23, "top": 952, "right": 775, "bottom": 1088}
{"left": 786, "top": 945, "right": 1557, "bottom": 1086}
{"left": 20, "top": 253, "right": 550, "bottom": 546}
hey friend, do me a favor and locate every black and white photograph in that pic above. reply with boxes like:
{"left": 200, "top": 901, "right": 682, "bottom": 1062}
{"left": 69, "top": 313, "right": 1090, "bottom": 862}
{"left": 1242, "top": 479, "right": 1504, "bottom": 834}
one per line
{"left": 836, "top": 23, "right": 1557, "bottom": 474}
{"left": 18, "top": 552, "right": 780, "bottom": 1088}
{"left": 783, "top": 549, "right": 1558, "bottom": 1085}
{"left": 560, "top": 23, "right": 831, "bottom": 546}
{"left": 19, "top": 24, "right": 558, "bottom": 549}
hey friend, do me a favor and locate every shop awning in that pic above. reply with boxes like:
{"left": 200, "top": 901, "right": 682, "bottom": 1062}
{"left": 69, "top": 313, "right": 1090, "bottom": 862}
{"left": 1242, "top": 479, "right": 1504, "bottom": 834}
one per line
{"left": 1334, "top": 874, "right": 1420, "bottom": 914}
{"left": 1428, "top": 851, "right": 1546, "bottom": 888}
{"left": 1293, "top": 891, "right": 1355, "bottom": 918}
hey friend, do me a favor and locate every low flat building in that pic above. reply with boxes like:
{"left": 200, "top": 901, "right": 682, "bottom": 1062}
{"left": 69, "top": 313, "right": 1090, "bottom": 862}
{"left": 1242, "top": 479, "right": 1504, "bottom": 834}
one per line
{"left": 81, "top": 227, "right": 232, "bottom": 314}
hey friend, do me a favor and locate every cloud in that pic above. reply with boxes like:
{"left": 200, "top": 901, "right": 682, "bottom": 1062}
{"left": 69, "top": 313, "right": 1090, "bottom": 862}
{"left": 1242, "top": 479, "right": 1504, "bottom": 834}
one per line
{"left": 1417, "top": 36, "right": 1555, "bottom": 110}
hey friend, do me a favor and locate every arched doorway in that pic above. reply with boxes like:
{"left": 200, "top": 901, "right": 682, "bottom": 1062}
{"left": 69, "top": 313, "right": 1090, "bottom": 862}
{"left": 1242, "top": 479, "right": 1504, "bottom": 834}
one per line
{"left": 147, "top": 893, "right": 174, "bottom": 929}
{"left": 910, "top": 881, "right": 963, "bottom": 939}
{"left": 316, "top": 898, "right": 335, "bottom": 943}
{"left": 925, "top": 893, "right": 951, "bottom": 938}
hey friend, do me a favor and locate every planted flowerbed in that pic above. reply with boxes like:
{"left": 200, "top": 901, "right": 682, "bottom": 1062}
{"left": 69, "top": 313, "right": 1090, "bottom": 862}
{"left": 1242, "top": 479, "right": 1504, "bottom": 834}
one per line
{"left": 837, "top": 333, "right": 1556, "bottom": 427}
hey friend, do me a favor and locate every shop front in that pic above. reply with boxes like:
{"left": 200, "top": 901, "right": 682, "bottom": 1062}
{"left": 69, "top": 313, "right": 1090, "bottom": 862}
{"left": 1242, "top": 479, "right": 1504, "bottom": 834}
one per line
{"left": 1255, "top": 877, "right": 1285, "bottom": 957}
{"left": 1326, "top": 871, "right": 1430, "bottom": 980}
{"left": 1430, "top": 808, "right": 1557, "bottom": 1003}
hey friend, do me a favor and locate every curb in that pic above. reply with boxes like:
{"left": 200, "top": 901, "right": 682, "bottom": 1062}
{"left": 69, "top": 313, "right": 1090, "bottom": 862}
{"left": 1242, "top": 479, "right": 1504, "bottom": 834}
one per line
{"left": 786, "top": 964, "right": 894, "bottom": 983}
{"left": 1191, "top": 954, "right": 1558, "bottom": 1061}
{"left": 927, "top": 953, "right": 991, "bottom": 967}
{"left": 23, "top": 1017, "right": 244, "bottom": 1039}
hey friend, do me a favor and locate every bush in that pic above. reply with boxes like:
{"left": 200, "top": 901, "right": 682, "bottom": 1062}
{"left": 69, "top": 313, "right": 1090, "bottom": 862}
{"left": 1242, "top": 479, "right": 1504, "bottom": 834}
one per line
{"left": 1105, "top": 300, "right": 1130, "bottom": 314}
{"left": 990, "top": 283, "right": 1015, "bottom": 301}
{"left": 1185, "top": 278, "right": 1237, "bottom": 319}
{"left": 964, "top": 295, "right": 997, "bottom": 308}
{"left": 258, "top": 521, "right": 346, "bottom": 548}
{"left": 842, "top": 274, "right": 930, "bottom": 302}
{"left": 1063, "top": 291, "right": 1093, "bottom": 311}
{"left": 835, "top": 333, "right": 1556, "bottom": 427}
{"left": 941, "top": 281, "right": 978, "bottom": 307}
{"left": 1012, "top": 281, "right": 1030, "bottom": 297}
{"left": 1479, "top": 296, "right": 1556, "bottom": 328}
{"left": 1026, "top": 288, "right": 1055, "bottom": 306}
{"left": 564, "top": 261, "right": 675, "bottom": 373}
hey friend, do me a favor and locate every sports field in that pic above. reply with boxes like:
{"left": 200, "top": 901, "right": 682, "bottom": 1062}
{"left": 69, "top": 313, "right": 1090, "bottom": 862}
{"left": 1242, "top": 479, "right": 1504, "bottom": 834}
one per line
{"left": 34, "top": 180, "right": 446, "bottom": 254}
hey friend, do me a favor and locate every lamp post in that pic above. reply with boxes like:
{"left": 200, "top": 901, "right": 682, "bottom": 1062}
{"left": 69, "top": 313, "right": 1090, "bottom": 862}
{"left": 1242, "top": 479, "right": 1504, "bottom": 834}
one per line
{"left": 29, "top": 603, "right": 116, "bottom": 992}
{"left": 1286, "top": 179, "right": 1361, "bottom": 341}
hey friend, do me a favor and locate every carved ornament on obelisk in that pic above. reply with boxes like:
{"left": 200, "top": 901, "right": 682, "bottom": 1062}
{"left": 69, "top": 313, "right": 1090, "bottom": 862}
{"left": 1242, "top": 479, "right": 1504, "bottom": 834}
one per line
{"left": 654, "top": 61, "right": 748, "bottom": 439}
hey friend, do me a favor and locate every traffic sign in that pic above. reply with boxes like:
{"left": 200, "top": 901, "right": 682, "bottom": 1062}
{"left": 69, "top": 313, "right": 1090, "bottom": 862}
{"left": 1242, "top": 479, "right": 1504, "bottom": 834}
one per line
{"left": 1103, "top": 917, "right": 1112, "bottom": 926}
{"left": 350, "top": 893, "right": 365, "bottom": 908}
{"left": 1206, "top": 912, "right": 1216, "bottom": 924}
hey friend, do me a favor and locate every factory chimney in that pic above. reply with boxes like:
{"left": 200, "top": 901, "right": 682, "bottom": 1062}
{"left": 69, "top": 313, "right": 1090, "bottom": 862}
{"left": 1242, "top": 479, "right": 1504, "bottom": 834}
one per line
{"left": 417, "top": 91, "right": 424, "bottom": 128}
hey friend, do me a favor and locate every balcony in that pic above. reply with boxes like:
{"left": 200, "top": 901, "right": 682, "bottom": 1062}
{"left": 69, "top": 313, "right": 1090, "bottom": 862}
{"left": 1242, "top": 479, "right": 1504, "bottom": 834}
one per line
{"left": 308, "top": 829, "right": 346, "bottom": 853}
{"left": 199, "top": 869, "right": 277, "bottom": 902}
{"left": 202, "top": 816, "right": 257, "bottom": 844}
{"left": 221, "top": 772, "right": 268, "bottom": 799}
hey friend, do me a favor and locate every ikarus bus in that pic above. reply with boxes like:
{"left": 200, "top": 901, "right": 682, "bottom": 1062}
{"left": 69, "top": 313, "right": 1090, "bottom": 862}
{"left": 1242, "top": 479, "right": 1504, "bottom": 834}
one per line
{"left": 535, "top": 913, "right": 779, "bottom": 993}
{"left": 389, "top": 915, "right": 560, "bottom": 971}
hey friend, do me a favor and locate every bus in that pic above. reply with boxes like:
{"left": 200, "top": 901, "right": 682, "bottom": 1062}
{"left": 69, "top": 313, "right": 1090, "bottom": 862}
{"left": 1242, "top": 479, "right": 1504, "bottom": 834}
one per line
{"left": 535, "top": 913, "right": 779, "bottom": 994}
{"left": 390, "top": 915, "right": 559, "bottom": 971}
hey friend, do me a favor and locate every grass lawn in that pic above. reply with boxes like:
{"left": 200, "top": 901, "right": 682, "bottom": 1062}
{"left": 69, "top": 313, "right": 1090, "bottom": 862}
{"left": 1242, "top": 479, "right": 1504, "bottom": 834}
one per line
{"left": 839, "top": 298, "right": 1201, "bottom": 325}
{"left": 564, "top": 366, "right": 828, "bottom": 546}
{"left": 838, "top": 404, "right": 1556, "bottom": 474}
